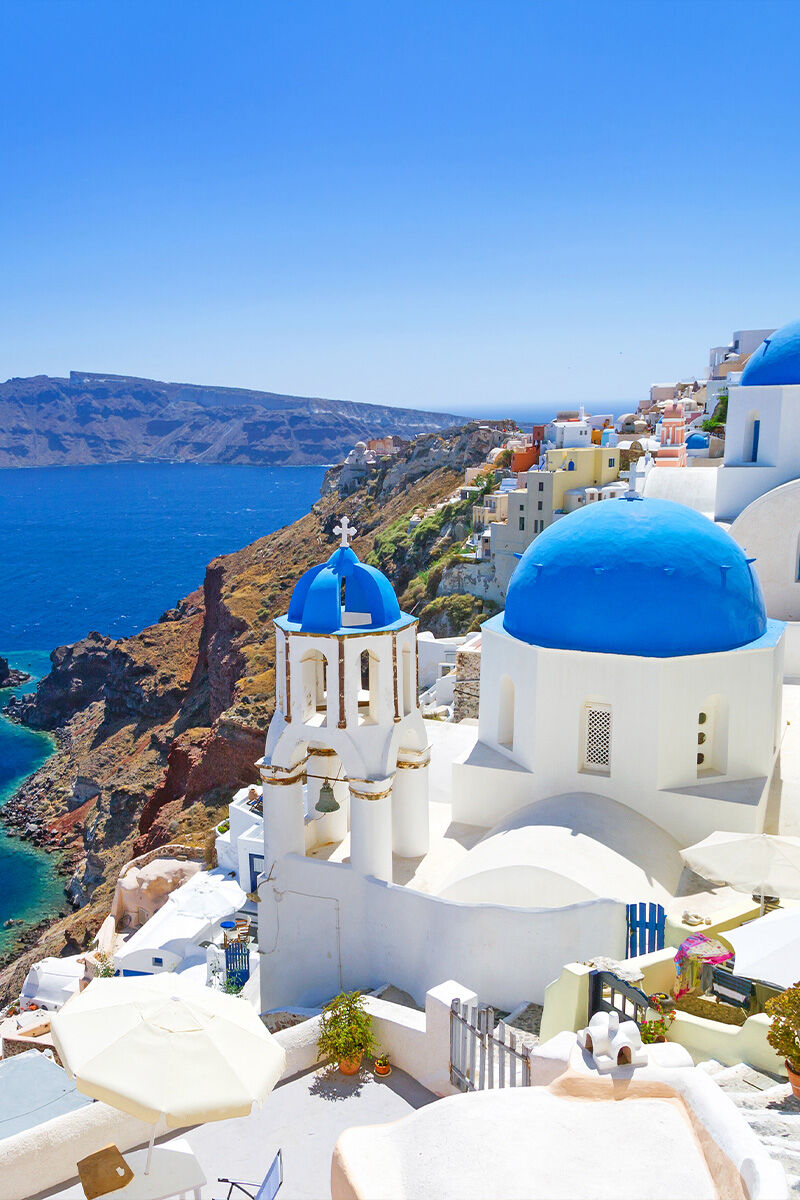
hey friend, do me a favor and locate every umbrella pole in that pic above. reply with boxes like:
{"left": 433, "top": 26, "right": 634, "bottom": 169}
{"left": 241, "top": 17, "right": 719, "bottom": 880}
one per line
{"left": 145, "top": 1123, "right": 157, "bottom": 1175}
{"left": 760, "top": 893, "right": 766, "bottom": 917}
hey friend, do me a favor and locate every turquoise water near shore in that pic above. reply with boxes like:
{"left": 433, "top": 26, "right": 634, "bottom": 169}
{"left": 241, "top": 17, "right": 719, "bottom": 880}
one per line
{"left": 0, "top": 463, "right": 327, "bottom": 950}
{"left": 0, "top": 651, "right": 62, "bottom": 953}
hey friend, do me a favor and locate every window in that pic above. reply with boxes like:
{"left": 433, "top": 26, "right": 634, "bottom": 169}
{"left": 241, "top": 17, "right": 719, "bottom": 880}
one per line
{"left": 537, "top": 501, "right": 543, "bottom": 511}
{"left": 582, "top": 703, "right": 611, "bottom": 774}
{"left": 519, "top": 516, "right": 525, "bottom": 531}
{"left": 608, "top": 457, "right": 614, "bottom": 468}
{"left": 697, "top": 697, "right": 728, "bottom": 776}
{"left": 743, "top": 410, "right": 761, "bottom": 464}
{"left": 359, "top": 649, "right": 380, "bottom": 723}
{"left": 567, "top": 461, "right": 575, "bottom": 471}
{"left": 538, "top": 481, "right": 544, "bottom": 492}
{"left": 152, "top": 956, "right": 163, "bottom": 967}
{"left": 498, "top": 675, "right": 515, "bottom": 748}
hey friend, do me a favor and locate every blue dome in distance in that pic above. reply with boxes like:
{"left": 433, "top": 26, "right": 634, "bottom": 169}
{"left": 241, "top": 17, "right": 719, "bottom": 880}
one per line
{"left": 287, "top": 543, "right": 401, "bottom": 634}
{"left": 686, "top": 432, "right": 709, "bottom": 449}
{"left": 503, "top": 497, "right": 767, "bottom": 657}
{"left": 740, "top": 320, "right": 800, "bottom": 386}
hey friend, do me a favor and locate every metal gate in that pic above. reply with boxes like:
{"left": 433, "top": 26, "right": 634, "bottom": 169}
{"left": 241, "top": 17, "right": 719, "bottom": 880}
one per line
{"left": 450, "top": 999, "right": 531, "bottom": 1092}
{"left": 626, "top": 901, "right": 665, "bottom": 958}
{"left": 589, "top": 970, "right": 650, "bottom": 1026}
{"left": 224, "top": 941, "right": 251, "bottom": 989}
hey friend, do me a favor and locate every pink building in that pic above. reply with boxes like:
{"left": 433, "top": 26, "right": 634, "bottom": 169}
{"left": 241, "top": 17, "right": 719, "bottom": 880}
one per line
{"left": 655, "top": 401, "right": 687, "bottom": 467}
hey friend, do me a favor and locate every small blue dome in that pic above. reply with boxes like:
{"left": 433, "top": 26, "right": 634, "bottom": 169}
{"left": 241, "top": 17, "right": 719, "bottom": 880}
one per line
{"left": 741, "top": 321, "right": 800, "bottom": 386}
{"left": 287, "top": 544, "right": 401, "bottom": 633}
{"left": 686, "top": 432, "right": 709, "bottom": 449}
{"left": 503, "top": 497, "right": 766, "bottom": 657}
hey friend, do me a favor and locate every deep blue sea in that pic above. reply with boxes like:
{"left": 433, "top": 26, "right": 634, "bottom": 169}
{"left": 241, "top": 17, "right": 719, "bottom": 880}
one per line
{"left": 0, "top": 463, "right": 326, "bottom": 948}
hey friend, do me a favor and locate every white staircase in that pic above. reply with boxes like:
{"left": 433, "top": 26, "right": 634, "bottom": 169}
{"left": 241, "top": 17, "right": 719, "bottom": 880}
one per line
{"left": 699, "top": 1060, "right": 800, "bottom": 1194}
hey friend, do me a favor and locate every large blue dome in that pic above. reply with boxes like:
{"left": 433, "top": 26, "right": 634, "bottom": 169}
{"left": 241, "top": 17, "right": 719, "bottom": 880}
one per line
{"left": 287, "top": 544, "right": 402, "bottom": 633}
{"left": 740, "top": 320, "right": 800, "bottom": 386}
{"left": 503, "top": 497, "right": 767, "bottom": 657}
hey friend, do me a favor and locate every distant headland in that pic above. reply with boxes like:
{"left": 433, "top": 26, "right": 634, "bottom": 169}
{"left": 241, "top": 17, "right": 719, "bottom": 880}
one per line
{"left": 0, "top": 371, "right": 461, "bottom": 468}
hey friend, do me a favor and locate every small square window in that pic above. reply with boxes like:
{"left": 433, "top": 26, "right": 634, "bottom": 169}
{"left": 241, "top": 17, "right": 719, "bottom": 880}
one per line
{"left": 152, "top": 956, "right": 163, "bottom": 967}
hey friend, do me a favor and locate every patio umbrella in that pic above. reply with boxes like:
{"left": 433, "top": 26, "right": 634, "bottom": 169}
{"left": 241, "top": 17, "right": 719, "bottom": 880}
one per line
{"left": 680, "top": 833, "right": 800, "bottom": 911}
{"left": 51, "top": 973, "right": 285, "bottom": 1172}
{"left": 724, "top": 906, "right": 800, "bottom": 990}
{"left": 171, "top": 872, "right": 247, "bottom": 921}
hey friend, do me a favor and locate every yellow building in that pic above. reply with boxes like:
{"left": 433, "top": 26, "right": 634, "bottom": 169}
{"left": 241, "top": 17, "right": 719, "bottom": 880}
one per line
{"left": 489, "top": 446, "right": 624, "bottom": 589}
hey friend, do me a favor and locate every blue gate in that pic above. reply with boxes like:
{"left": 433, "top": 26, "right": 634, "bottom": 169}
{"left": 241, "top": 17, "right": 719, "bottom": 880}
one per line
{"left": 225, "top": 941, "right": 251, "bottom": 989}
{"left": 626, "top": 902, "right": 665, "bottom": 958}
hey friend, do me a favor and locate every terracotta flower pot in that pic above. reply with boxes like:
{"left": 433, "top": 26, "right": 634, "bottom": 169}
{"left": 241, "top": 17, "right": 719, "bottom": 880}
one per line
{"left": 375, "top": 1062, "right": 392, "bottom": 1077}
{"left": 338, "top": 1054, "right": 363, "bottom": 1076}
{"left": 786, "top": 1060, "right": 800, "bottom": 1099}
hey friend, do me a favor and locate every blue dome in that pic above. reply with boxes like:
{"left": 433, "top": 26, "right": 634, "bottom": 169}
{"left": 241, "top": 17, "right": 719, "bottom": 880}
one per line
{"left": 686, "top": 432, "right": 709, "bottom": 449}
{"left": 741, "top": 321, "right": 800, "bottom": 386}
{"left": 287, "top": 544, "right": 401, "bottom": 633}
{"left": 503, "top": 497, "right": 766, "bottom": 657}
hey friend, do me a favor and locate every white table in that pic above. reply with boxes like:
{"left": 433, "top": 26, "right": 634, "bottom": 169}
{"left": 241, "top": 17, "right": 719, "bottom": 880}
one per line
{"left": 106, "top": 1139, "right": 206, "bottom": 1200}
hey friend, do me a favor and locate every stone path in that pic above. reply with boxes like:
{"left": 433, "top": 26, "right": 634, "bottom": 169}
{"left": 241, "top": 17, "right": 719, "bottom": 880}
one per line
{"left": 699, "top": 1060, "right": 800, "bottom": 1194}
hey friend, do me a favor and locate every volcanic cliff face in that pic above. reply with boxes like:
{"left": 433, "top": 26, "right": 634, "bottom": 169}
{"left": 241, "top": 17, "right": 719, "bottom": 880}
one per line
{"left": 0, "top": 422, "right": 505, "bottom": 1002}
{"left": 0, "top": 371, "right": 460, "bottom": 468}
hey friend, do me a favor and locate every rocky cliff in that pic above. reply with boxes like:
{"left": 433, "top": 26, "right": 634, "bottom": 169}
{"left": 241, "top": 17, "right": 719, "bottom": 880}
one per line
{"left": 0, "top": 421, "right": 504, "bottom": 1002}
{"left": 0, "top": 371, "right": 460, "bottom": 468}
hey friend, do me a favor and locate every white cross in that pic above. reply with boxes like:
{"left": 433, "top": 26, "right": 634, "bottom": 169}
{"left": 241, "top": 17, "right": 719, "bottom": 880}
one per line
{"left": 625, "top": 455, "right": 646, "bottom": 497}
{"left": 334, "top": 515, "right": 357, "bottom": 547}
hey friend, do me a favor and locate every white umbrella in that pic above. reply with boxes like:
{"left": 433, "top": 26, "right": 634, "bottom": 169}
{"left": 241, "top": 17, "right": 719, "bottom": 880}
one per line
{"left": 680, "top": 832, "right": 800, "bottom": 912}
{"left": 724, "top": 906, "right": 800, "bottom": 989}
{"left": 172, "top": 872, "right": 247, "bottom": 921}
{"left": 51, "top": 973, "right": 285, "bottom": 1172}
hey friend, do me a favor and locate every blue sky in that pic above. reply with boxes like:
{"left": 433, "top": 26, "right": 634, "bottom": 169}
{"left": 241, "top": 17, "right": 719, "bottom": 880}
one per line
{"left": 1, "top": 1, "right": 799, "bottom": 418}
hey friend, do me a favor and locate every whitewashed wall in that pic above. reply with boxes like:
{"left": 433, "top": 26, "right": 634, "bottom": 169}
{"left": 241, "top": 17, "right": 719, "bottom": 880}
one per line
{"left": 259, "top": 853, "right": 625, "bottom": 1012}
{"left": 459, "top": 617, "right": 784, "bottom": 846}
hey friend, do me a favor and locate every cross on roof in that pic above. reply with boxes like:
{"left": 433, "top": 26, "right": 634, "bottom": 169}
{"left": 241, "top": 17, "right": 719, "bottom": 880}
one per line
{"left": 334, "top": 515, "right": 357, "bottom": 547}
{"left": 624, "top": 455, "right": 647, "bottom": 498}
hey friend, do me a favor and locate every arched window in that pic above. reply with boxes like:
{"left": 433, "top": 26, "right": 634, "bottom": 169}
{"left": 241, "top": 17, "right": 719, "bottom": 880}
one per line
{"left": 743, "top": 410, "right": 761, "bottom": 464}
{"left": 497, "top": 675, "right": 515, "bottom": 749}
{"left": 567, "top": 460, "right": 575, "bottom": 471}
{"left": 359, "top": 649, "right": 380, "bottom": 724}
{"left": 300, "top": 650, "right": 328, "bottom": 724}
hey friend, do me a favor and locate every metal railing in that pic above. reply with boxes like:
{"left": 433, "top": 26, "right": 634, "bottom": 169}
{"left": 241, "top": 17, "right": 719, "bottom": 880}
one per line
{"left": 450, "top": 998, "right": 532, "bottom": 1092}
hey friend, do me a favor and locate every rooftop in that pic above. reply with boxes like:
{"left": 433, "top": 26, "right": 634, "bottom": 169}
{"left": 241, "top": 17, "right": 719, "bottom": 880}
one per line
{"left": 40, "top": 1065, "right": 434, "bottom": 1200}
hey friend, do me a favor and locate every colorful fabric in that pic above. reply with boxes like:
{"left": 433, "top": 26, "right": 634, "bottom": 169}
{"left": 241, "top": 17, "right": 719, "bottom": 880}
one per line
{"left": 674, "top": 932, "right": 734, "bottom": 997}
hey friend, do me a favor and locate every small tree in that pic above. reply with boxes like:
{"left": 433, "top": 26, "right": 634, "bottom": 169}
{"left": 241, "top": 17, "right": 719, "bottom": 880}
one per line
{"left": 765, "top": 982, "right": 800, "bottom": 1073}
{"left": 317, "top": 990, "right": 376, "bottom": 1065}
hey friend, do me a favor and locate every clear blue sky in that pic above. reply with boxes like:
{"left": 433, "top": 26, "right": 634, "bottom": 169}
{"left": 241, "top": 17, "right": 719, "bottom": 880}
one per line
{"left": 1, "top": 1, "right": 799, "bottom": 418}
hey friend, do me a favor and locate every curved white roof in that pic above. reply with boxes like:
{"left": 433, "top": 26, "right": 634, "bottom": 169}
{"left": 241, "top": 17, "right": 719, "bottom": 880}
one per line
{"left": 434, "top": 793, "right": 683, "bottom": 908}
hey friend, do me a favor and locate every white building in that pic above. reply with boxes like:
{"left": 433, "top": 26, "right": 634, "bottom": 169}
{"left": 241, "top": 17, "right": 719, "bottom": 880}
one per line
{"left": 253, "top": 503, "right": 789, "bottom": 1013}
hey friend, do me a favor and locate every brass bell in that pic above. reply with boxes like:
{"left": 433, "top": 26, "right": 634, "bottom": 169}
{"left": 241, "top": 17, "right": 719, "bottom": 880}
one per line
{"left": 315, "top": 778, "right": 340, "bottom": 814}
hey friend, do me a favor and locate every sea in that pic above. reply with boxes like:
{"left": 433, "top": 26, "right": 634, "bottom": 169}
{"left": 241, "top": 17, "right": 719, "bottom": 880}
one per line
{"left": 0, "top": 462, "right": 327, "bottom": 951}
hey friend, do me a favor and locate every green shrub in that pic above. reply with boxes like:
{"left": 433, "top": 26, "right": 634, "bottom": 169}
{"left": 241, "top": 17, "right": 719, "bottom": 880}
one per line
{"left": 765, "top": 982, "right": 800, "bottom": 1072}
{"left": 317, "top": 990, "right": 376, "bottom": 1063}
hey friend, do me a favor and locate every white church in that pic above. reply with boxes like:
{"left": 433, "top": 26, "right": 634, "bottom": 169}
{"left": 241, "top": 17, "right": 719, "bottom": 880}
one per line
{"left": 242, "top": 495, "right": 798, "bottom": 1013}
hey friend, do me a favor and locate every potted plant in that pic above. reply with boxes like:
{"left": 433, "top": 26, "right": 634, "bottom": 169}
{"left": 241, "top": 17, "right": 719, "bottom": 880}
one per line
{"left": 317, "top": 990, "right": 375, "bottom": 1076}
{"left": 765, "top": 982, "right": 800, "bottom": 1098}
{"left": 374, "top": 1052, "right": 391, "bottom": 1077}
{"left": 640, "top": 996, "right": 676, "bottom": 1044}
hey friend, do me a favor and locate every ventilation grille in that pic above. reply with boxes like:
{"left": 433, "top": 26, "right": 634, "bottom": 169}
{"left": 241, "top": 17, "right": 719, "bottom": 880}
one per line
{"left": 584, "top": 705, "right": 611, "bottom": 771}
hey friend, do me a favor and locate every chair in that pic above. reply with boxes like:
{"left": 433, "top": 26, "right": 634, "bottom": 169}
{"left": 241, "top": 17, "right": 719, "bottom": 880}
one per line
{"left": 218, "top": 1149, "right": 283, "bottom": 1200}
{"left": 710, "top": 965, "right": 753, "bottom": 1010}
